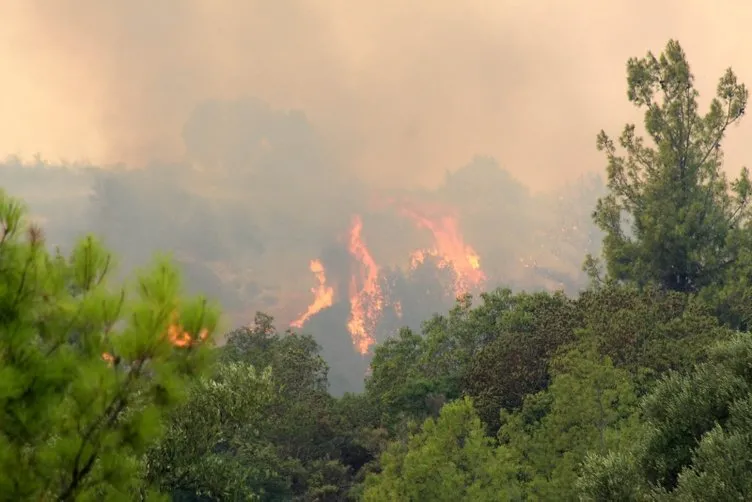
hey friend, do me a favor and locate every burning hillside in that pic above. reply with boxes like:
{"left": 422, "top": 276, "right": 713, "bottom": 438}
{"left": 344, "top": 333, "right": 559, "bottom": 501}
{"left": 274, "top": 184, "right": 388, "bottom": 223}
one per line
{"left": 291, "top": 200, "right": 487, "bottom": 355}
{"left": 0, "top": 144, "right": 603, "bottom": 394}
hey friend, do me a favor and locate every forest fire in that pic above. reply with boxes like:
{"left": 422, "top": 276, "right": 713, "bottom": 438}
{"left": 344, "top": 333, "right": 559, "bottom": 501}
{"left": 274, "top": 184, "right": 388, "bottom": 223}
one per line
{"left": 291, "top": 259, "right": 334, "bottom": 328}
{"left": 399, "top": 205, "right": 486, "bottom": 297}
{"left": 346, "top": 215, "right": 382, "bottom": 355}
{"left": 290, "top": 202, "right": 486, "bottom": 356}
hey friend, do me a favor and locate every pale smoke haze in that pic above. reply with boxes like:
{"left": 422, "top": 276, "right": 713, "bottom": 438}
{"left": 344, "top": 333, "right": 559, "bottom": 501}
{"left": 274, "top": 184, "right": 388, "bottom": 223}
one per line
{"left": 1, "top": 1, "right": 751, "bottom": 190}
{"left": 1, "top": 1, "right": 751, "bottom": 393}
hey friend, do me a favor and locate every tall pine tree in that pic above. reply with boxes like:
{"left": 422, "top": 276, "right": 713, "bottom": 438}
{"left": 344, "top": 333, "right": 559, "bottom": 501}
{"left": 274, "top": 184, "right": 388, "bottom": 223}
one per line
{"left": 0, "top": 188, "right": 220, "bottom": 501}
{"left": 587, "top": 40, "right": 750, "bottom": 293}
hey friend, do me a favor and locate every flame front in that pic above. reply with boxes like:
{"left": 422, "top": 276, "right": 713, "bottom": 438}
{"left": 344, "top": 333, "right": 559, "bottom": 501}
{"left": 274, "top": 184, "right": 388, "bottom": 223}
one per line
{"left": 347, "top": 215, "right": 382, "bottom": 355}
{"left": 291, "top": 259, "right": 334, "bottom": 328}
{"left": 401, "top": 206, "right": 486, "bottom": 297}
{"left": 288, "top": 203, "right": 483, "bottom": 355}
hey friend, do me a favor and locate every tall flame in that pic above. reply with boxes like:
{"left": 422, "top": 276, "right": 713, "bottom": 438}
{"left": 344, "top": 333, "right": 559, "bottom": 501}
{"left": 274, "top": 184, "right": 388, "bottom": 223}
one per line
{"left": 289, "top": 203, "right": 483, "bottom": 355}
{"left": 347, "top": 215, "right": 382, "bottom": 355}
{"left": 291, "top": 259, "right": 334, "bottom": 328}
{"left": 400, "top": 205, "right": 485, "bottom": 297}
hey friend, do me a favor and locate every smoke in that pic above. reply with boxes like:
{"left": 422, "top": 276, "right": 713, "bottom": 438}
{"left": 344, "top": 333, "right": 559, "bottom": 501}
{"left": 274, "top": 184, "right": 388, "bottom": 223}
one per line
{"left": 3, "top": 0, "right": 751, "bottom": 190}
{"left": 2, "top": 0, "right": 751, "bottom": 392}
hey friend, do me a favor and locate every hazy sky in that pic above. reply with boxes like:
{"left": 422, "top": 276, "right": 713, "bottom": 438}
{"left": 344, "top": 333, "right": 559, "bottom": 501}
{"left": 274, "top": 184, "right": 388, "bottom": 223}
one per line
{"left": 1, "top": 0, "right": 751, "bottom": 191}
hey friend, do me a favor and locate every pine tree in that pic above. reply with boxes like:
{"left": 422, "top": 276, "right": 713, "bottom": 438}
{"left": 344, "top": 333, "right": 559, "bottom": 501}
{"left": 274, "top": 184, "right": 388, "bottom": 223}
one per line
{"left": 588, "top": 39, "right": 750, "bottom": 293}
{"left": 0, "top": 189, "right": 220, "bottom": 501}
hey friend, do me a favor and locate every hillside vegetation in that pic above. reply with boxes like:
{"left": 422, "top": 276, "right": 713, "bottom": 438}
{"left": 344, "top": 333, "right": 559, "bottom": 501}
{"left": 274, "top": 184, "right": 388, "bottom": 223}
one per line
{"left": 2, "top": 40, "right": 752, "bottom": 501}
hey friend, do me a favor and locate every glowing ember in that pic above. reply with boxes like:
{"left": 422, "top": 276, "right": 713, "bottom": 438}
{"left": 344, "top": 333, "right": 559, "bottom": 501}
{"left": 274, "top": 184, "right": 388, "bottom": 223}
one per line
{"left": 291, "top": 259, "right": 335, "bottom": 328}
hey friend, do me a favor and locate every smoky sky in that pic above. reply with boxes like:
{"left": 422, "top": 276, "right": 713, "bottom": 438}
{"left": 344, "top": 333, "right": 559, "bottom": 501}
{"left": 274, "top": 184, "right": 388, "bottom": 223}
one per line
{"left": 2, "top": 1, "right": 752, "bottom": 393}
{"left": 2, "top": 0, "right": 752, "bottom": 192}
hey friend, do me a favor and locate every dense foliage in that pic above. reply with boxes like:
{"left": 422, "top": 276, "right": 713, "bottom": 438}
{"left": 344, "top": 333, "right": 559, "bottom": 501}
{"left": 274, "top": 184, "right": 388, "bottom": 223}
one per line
{"left": 4, "top": 39, "right": 752, "bottom": 501}
{"left": 0, "top": 189, "right": 220, "bottom": 500}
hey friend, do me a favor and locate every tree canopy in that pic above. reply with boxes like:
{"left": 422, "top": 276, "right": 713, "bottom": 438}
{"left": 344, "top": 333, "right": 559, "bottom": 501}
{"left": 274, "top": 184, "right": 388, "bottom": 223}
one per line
{"left": 6, "top": 38, "right": 752, "bottom": 501}
{"left": 0, "top": 189, "right": 219, "bottom": 501}
{"left": 589, "top": 39, "right": 750, "bottom": 295}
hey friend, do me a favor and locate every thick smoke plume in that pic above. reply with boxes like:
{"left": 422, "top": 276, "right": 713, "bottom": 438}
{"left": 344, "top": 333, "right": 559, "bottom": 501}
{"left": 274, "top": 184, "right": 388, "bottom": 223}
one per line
{"left": 1, "top": 1, "right": 751, "bottom": 392}
{"left": 3, "top": 1, "right": 752, "bottom": 188}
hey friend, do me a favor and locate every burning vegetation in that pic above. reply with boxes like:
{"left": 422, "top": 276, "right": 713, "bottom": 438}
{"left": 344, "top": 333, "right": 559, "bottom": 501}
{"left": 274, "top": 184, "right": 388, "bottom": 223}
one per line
{"left": 292, "top": 200, "right": 487, "bottom": 355}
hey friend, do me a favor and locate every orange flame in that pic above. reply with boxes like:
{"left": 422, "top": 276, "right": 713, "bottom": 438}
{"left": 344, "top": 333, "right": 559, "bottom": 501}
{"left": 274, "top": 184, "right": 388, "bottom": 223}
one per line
{"left": 286, "top": 203, "right": 482, "bottom": 354}
{"left": 401, "top": 205, "right": 485, "bottom": 297}
{"left": 167, "top": 311, "right": 209, "bottom": 347}
{"left": 347, "top": 215, "right": 382, "bottom": 355}
{"left": 102, "top": 352, "right": 115, "bottom": 366}
{"left": 167, "top": 325, "right": 209, "bottom": 347}
{"left": 291, "top": 259, "right": 334, "bottom": 328}
{"left": 101, "top": 314, "right": 208, "bottom": 364}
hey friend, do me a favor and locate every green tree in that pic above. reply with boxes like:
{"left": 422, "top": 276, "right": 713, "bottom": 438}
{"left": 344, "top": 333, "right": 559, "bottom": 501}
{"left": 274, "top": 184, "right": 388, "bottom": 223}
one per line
{"left": 362, "top": 397, "right": 520, "bottom": 502}
{"left": 221, "top": 313, "right": 329, "bottom": 397}
{"left": 461, "top": 289, "right": 578, "bottom": 431}
{"left": 0, "top": 189, "right": 219, "bottom": 501}
{"left": 576, "top": 283, "right": 731, "bottom": 389}
{"left": 365, "top": 327, "right": 433, "bottom": 429}
{"left": 588, "top": 39, "right": 750, "bottom": 293}
{"left": 145, "top": 362, "right": 290, "bottom": 501}
{"left": 366, "top": 290, "right": 578, "bottom": 434}
{"left": 221, "top": 315, "right": 362, "bottom": 500}
{"left": 222, "top": 317, "right": 335, "bottom": 461}
{"left": 578, "top": 332, "right": 752, "bottom": 500}
{"left": 498, "top": 336, "right": 639, "bottom": 501}
{"left": 331, "top": 393, "right": 387, "bottom": 499}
